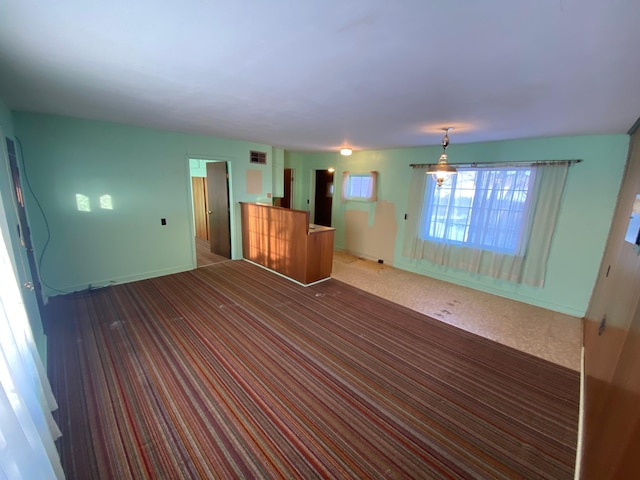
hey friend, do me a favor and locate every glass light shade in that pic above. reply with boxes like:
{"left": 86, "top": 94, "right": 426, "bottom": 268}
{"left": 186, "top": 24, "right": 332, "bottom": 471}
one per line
{"left": 427, "top": 154, "right": 457, "bottom": 187}
{"left": 340, "top": 148, "right": 353, "bottom": 156}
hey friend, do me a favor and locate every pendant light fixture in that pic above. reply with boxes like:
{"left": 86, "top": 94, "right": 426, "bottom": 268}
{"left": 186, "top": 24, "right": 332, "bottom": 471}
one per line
{"left": 427, "top": 128, "right": 457, "bottom": 187}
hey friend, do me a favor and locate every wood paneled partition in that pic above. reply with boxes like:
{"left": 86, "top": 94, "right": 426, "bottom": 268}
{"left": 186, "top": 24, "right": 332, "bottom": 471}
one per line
{"left": 582, "top": 127, "right": 640, "bottom": 478}
{"left": 240, "top": 202, "right": 334, "bottom": 285}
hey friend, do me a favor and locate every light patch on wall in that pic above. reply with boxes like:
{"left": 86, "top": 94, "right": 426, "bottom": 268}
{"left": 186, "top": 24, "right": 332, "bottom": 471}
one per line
{"left": 100, "top": 194, "right": 113, "bottom": 210}
{"left": 247, "top": 169, "right": 263, "bottom": 195}
{"left": 344, "top": 200, "right": 397, "bottom": 264}
{"left": 76, "top": 194, "right": 91, "bottom": 212}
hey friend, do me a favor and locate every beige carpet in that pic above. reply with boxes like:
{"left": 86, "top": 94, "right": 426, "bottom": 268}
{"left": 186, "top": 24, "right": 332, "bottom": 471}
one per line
{"left": 331, "top": 251, "right": 582, "bottom": 371}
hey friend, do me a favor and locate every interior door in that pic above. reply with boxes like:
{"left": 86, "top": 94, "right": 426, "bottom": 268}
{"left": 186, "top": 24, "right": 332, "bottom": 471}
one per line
{"left": 314, "top": 169, "right": 334, "bottom": 227}
{"left": 6, "top": 138, "right": 44, "bottom": 312}
{"left": 206, "top": 161, "right": 231, "bottom": 258}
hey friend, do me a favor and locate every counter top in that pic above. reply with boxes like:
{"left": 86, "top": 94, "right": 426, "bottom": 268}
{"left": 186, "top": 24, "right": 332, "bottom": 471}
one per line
{"left": 308, "top": 224, "right": 335, "bottom": 234}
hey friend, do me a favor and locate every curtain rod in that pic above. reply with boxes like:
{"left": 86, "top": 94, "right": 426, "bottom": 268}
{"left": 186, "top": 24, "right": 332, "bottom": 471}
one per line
{"left": 409, "top": 159, "right": 582, "bottom": 169}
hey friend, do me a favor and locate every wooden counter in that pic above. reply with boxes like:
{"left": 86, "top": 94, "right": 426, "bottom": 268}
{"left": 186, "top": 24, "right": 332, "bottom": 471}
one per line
{"left": 240, "top": 202, "right": 335, "bottom": 285}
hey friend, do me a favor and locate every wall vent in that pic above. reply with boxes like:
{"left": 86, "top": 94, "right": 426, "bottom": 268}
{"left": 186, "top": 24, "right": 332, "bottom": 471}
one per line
{"left": 250, "top": 150, "right": 267, "bottom": 165}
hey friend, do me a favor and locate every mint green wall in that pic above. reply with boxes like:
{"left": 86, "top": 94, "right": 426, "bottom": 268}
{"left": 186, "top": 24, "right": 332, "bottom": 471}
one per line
{"left": 189, "top": 158, "right": 209, "bottom": 178}
{"left": 286, "top": 135, "right": 630, "bottom": 316}
{"left": 0, "top": 100, "right": 13, "bottom": 134}
{"left": 9, "top": 107, "right": 630, "bottom": 316}
{"left": 0, "top": 101, "right": 47, "bottom": 361}
{"left": 283, "top": 151, "right": 308, "bottom": 212}
{"left": 14, "top": 112, "right": 275, "bottom": 297}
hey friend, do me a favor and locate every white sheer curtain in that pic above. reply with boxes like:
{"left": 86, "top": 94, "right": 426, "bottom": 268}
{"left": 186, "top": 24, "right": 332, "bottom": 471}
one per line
{"left": 403, "top": 163, "right": 569, "bottom": 286}
{"left": 341, "top": 171, "right": 350, "bottom": 202}
{"left": 0, "top": 223, "right": 64, "bottom": 478}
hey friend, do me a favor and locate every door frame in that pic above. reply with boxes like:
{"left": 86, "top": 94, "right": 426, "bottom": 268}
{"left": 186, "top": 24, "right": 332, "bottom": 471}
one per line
{"left": 187, "top": 156, "right": 234, "bottom": 268}
{"left": 3, "top": 134, "right": 43, "bottom": 305}
{"left": 1, "top": 128, "right": 47, "bottom": 355}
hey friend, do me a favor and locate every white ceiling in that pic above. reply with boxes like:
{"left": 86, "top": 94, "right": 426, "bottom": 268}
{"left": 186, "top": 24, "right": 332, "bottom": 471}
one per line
{"left": 1, "top": 1, "right": 639, "bottom": 152}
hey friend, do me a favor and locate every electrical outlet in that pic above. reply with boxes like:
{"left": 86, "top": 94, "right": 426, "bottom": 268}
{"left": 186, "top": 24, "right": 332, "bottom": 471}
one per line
{"left": 161, "top": 218, "right": 167, "bottom": 226}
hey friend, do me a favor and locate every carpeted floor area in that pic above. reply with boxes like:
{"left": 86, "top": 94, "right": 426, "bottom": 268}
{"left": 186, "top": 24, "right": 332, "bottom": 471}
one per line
{"left": 195, "top": 236, "right": 230, "bottom": 267}
{"left": 46, "top": 259, "right": 579, "bottom": 479}
{"left": 331, "top": 251, "right": 583, "bottom": 371}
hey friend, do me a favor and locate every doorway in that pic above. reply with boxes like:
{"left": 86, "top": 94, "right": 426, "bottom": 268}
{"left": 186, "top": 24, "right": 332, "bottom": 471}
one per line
{"left": 314, "top": 169, "right": 334, "bottom": 227}
{"left": 190, "top": 160, "right": 231, "bottom": 267}
{"left": 206, "top": 162, "right": 231, "bottom": 258}
{"left": 281, "top": 168, "right": 294, "bottom": 209}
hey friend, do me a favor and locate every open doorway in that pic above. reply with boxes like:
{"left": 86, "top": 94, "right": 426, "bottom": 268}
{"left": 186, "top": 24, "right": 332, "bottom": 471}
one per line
{"left": 190, "top": 159, "right": 231, "bottom": 267}
{"left": 281, "top": 168, "right": 294, "bottom": 208}
{"left": 314, "top": 169, "right": 334, "bottom": 227}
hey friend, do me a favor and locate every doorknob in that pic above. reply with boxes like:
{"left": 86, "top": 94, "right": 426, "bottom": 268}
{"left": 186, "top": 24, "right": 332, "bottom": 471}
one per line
{"left": 208, "top": 210, "right": 213, "bottom": 214}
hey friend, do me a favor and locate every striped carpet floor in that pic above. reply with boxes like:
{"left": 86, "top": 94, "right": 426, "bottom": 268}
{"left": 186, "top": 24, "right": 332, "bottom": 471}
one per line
{"left": 46, "top": 260, "right": 579, "bottom": 479}
{"left": 195, "top": 236, "right": 230, "bottom": 267}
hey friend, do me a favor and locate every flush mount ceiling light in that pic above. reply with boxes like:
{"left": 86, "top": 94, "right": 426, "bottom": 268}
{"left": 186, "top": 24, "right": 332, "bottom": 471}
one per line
{"left": 427, "top": 128, "right": 457, "bottom": 187}
{"left": 340, "top": 147, "right": 353, "bottom": 156}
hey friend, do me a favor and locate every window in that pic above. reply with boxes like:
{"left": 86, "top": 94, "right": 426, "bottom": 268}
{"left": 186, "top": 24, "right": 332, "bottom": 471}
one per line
{"left": 348, "top": 174, "right": 373, "bottom": 199}
{"left": 403, "top": 162, "right": 570, "bottom": 286}
{"left": 341, "top": 171, "right": 378, "bottom": 202}
{"left": 421, "top": 167, "right": 534, "bottom": 254}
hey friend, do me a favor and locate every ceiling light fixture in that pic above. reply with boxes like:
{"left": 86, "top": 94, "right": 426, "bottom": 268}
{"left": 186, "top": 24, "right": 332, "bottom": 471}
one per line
{"left": 427, "top": 128, "right": 457, "bottom": 187}
{"left": 340, "top": 147, "right": 353, "bottom": 156}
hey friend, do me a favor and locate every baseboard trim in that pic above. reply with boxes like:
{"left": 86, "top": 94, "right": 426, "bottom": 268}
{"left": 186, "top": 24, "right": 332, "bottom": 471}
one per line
{"left": 44, "top": 264, "right": 195, "bottom": 298}
{"left": 575, "top": 346, "right": 585, "bottom": 479}
{"left": 386, "top": 259, "right": 585, "bottom": 317}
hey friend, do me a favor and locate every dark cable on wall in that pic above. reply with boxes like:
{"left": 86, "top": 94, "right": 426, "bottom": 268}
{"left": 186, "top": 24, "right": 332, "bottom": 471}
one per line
{"left": 15, "top": 136, "right": 70, "bottom": 295}
{"left": 15, "top": 136, "right": 105, "bottom": 296}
